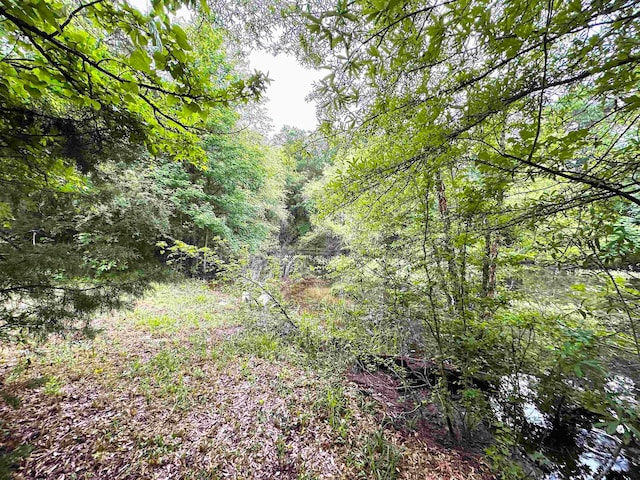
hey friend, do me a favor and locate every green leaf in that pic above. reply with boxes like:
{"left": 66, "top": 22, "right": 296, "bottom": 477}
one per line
{"left": 129, "top": 49, "right": 152, "bottom": 72}
{"left": 574, "top": 364, "right": 584, "bottom": 377}
{"left": 172, "top": 25, "right": 192, "bottom": 51}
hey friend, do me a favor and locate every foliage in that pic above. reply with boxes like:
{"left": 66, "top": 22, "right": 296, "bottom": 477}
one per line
{"left": 0, "top": 1, "right": 278, "bottom": 337}
{"left": 289, "top": 0, "right": 640, "bottom": 471}
{"left": 150, "top": 20, "right": 287, "bottom": 269}
{"left": 274, "top": 125, "right": 335, "bottom": 247}
{"left": 155, "top": 130, "right": 287, "bottom": 258}
{"left": 3, "top": 280, "right": 488, "bottom": 479}
{"left": 0, "top": 0, "right": 267, "bottom": 165}
{"left": 0, "top": 156, "right": 170, "bottom": 339}
{"left": 2, "top": 0, "right": 640, "bottom": 477}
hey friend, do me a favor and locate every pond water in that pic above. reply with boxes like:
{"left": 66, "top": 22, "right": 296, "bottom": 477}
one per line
{"left": 548, "top": 428, "right": 635, "bottom": 479}
{"left": 492, "top": 373, "right": 640, "bottom": 479}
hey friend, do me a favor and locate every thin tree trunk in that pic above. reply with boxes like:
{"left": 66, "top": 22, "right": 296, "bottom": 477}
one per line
{"left": 420, "top": 177, "right": 456, "bottom": 440}
{"left": 487, "top": 237, "right": 498, "bottom": 298}
{"left": 435, "top": 171, "right": 461, "bottom": 312}
{"left": 481, "top": 224, "right": 499, "bottom": 299}
{"left": 482, "top": 223, "right": 490, "bottom": 296}
{"left": 203, "top": 230, "right": 208, "bottom": 274}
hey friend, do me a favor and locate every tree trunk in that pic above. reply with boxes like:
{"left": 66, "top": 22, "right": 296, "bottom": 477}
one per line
{"left": 482, "top": 220, "right": 499, "bottom": 299}
{"left": 435, "top": 172, "right": 461, "bottom": 312}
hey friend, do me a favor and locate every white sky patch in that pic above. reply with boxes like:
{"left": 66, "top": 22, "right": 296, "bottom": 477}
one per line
{"left": 129, "top": 0, "right": 321, "bottom": 133}
{"left": 248, "top": 50, "right": 322, "bottom": 133}
{"left": 129, "top": 0, "right": 190, "bottom": 19}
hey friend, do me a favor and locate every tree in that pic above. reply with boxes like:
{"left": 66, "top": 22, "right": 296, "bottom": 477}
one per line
{"left": 297, "top": 0, "right": 640, "bottom": 446}
{"left": 274, "top": 126, "right": 334, "bottom": 246}
{"left": 0, "top": 0, "right": 269, "bottom": 338}
{"left": 0, "top": 0, "right": 268, "bottom": 163}
{"left": 298, "top": 0, "right": 639, "bottom": 208}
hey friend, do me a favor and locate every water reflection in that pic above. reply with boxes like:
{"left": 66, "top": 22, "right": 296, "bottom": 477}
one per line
{"left": 492, "top": 373, "right": 639, "bottom": 479}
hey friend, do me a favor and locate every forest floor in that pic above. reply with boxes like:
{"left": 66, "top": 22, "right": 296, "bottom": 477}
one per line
{"left": 0, "top": 281, "right": 493, "bottom": 479}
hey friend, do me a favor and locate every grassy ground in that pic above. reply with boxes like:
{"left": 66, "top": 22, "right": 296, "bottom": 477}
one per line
{"left": 0, "top": 281, "right": 492, "bottom": 479}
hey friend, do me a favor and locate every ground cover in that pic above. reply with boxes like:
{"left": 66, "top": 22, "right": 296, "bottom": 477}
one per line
{"left": 0, "top": 281, "right": 491, "bottom": 479}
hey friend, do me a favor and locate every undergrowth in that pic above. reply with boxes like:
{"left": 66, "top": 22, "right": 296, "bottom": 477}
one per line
{"left": 0, "top": 279, "right": 491, "bottom": 479}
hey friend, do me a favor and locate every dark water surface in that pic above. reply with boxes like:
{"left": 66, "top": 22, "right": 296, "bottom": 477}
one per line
{"left": 493, "top": 373, "right": 640, "bottom": 479}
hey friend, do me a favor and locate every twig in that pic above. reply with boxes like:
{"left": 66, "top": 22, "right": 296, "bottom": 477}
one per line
{"left": 239, "top": 274, "right": 298, "bottom": 330}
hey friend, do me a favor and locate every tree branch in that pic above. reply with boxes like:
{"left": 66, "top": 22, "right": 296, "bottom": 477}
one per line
{"left": 52, "top": 0, "right": 105, "bottom": 38}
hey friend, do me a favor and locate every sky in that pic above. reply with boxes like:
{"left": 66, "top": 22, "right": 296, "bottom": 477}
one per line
{"left": 247, "top": 50, "right": 322, "bottom": 133}
{"left": 128, "top": 0, "right": 321, "bottom": 134}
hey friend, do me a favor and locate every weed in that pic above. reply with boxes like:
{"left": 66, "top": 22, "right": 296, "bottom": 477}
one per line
{"left": 129, "top": 281, "right": 229, "bottom": 335}
{"left": 186, "top": 470, "right": 221, "bottom": 480}
{"left": 297, "top": 411, "right": 312, "bottom": 431}
{"left": 239, "top": 358, "right": 254, "bottom": 382}
{"left": 276, "top": 435, "right": 287, "bottom": 463}
{"left": 348, "top": 430, "right": 402, "bottom": 480}
{"left": 135, "top": 314, "right": 177, "bottom": 332}
{"left": 7, "top": 358, "right": 30, "bottom": 381}
{"left": 0, "top": 444, "right": 34, "bottom": 479}
{"left": 231, "top": 332, "right": 281, "bottom": 360}
{"left": 43, "top": 376, "right": 63, "bottom": 396}
{"left": 127, "top": 349, "right": 191, "bottom": 407}
{"left": 194, "top": 294, "right": 209, "bottom": 304}
{"left": 315, "top": 384, "right": 352, "bottom": 439}
{"left": 147, "top": 349, "right": 182, "bottom": 374}
{"left": 484, "top": 426, "right": 526, "bottom": 479}
{"left": 404, "top": 415, "right": 419, "bottom": 431}
{"left": 48, "top": 344, "right": 76, "bottom": 367}
{"left": 296, "top": 470, "right": 320, "bottom": 480}
{"left": 363, "top": 430, "right": 402, "bottom": 479}
{"left": 0, "top": 279, "right": 494, "bottom": 479}
{"left": 136, "top": 434, "right": 179, "bottom": 465}
{"left": 0, "top": 391, "right": 20, "bottom": 409}
{"left": 192, "top": 366, "right": 206, "bottom": 381}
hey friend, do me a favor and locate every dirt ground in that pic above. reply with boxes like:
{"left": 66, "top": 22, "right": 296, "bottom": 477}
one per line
{"left": 0, "top": 281, "right": 492, "bottom": 479}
